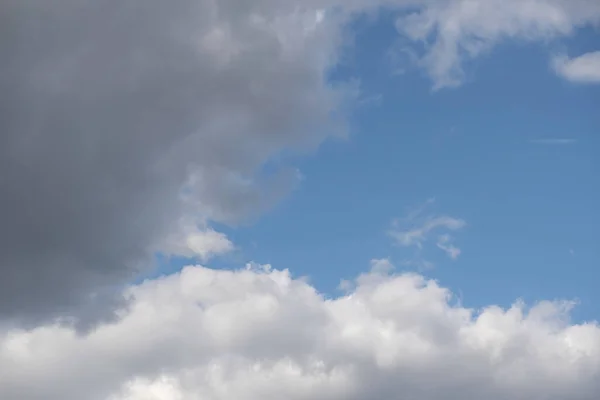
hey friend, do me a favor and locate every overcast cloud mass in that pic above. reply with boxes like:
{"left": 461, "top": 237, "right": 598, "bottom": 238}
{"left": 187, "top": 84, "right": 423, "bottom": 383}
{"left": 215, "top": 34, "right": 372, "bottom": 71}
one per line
{"left": 1, "top": 0, "right": 600, "bottom": 398}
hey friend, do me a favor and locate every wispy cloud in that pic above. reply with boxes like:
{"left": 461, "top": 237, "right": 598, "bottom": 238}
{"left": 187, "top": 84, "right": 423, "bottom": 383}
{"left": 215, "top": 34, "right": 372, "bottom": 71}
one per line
{"left": 390, "top": 216, "right": 465, "bottom": 249}
{"left": 394, "top": 2, "right": 600, "bottom": 89}
{"left": 389, "top": 199, "right": 466, "bottom": 265}
{"left": 357, "top": 93, "right": 383, "bottom": 107}
{"left": 436, "top": 234, "right": 461, "bottom": 260}
{"left": 529, "top": 138, "right": 578, "bottom": 145}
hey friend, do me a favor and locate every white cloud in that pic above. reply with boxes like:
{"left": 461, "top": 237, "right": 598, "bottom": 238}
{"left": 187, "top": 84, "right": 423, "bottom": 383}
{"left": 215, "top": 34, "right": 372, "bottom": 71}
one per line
{"left": 436, "top": 234, "right": 462, "bottom": 260}
{"left": 552, "top": 51, "right": 600, "bottom": 83}
{"left": 161, "top": 221, "right": 234, "bottom": 261}
{"left": 1, "top": 262, "right": 599, "bottom": 400}
{"left": 368, "top": 258, "right": 395, "bottom": 275}
{"left": 390, "top": 215, "right": 466, "bottom": 248}
{"left": 394, "top": 0, "right": 600, "bottom": 88}
{"left": 389, "top": 200, "right": 466, "bottom": 262}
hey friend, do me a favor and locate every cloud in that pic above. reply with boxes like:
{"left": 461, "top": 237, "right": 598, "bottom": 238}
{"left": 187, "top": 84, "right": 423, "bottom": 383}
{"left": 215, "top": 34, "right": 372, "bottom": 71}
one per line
{"left": 394, "top": 0, "right": 600, "bottom": 88}
{"left": 389, "top": 200, "right": 466, "bottom": 263}
{"left": 552, "top": 51, "right": 600, "bottom": 83}
{"left": 161, "top": 223, "right": 234, "bottom": 261}
{"left": 436, "top": 234, "right": 462, "bottom": 260}
{"left": 0, "top": 0, "right": 354, "bottom": 322}
{"left": 368, "top": 258, "right": 395, "bottom": 274}
{"left": 2, "top": 0, "right": 599, "bottom": 324}
{"left": 1, "top": 262, "right": 599, "bottom": 400}
{"left": 390, "top": 215, "right": 466, "bottom": 248}
{"left": 529, "top": 138, "right": 578, "bottom": 145}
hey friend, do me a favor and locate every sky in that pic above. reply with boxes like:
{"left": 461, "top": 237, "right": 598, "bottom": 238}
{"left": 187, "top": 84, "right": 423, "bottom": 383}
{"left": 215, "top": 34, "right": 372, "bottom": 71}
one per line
{"left": 1, "top": 1, "right": 599, "bottom": 399}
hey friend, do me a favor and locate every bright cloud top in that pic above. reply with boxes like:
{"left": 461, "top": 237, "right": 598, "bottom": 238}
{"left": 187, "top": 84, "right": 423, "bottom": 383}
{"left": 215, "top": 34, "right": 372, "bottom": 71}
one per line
{"left": 1, "top": 262, "right": 598, "bottom": 400}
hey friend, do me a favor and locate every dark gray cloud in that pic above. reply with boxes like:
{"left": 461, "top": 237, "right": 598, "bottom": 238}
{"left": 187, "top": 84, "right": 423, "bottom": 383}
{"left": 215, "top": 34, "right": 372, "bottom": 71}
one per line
{"left": 0, "top": 0, "right": 350, "bottom": 322}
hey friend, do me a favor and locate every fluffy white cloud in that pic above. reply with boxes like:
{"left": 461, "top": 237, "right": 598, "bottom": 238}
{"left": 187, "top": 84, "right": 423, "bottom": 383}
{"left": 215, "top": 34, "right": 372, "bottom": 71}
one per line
{"left": 1, "top": 261, "right": 598, "bottom": 400}
{"left": 552, "top": 51, "right": 600, "bottom": 83}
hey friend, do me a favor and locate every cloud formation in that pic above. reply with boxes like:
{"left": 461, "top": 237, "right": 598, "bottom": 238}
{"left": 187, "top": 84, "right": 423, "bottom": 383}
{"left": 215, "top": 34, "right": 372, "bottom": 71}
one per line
{"left": 161, "top": 225, "right": 234, "bottom": 262}
{"left": 389, "top": 200, "right": 466, "bottom": 265}
{"left": 552, "top": 51, "right": 600, "bottom": 83}
{"left": 2, "top": 0, "right": 599, "bottom": 323}
{"left": 1, "top": 262, "right": 598, "bottom": 400}
{"left": 394, "top": 0, "right": 600, "bottom": 88}
{"left": 0, "top": 0, "right": 350, "bottom": 322}
{"left": 390, "top": 215, "right": 466, "bottom": 248}
{"left": 436, "top": 234, "right": 462, "bottom": 259}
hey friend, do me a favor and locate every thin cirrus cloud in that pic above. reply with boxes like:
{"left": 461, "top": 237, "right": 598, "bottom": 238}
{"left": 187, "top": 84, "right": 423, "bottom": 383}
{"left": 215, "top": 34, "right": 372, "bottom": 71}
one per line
{"left": 389, "top": 215, "right": 466, "bottom": 248}
{"left": 1, "top": 262, "right": 599, "bottom": 400}
{"left": 389, "top": 200, "right": 466, "bottom": 264}
{"left": 436, "top": 234, "right": 462, "bottom": 260}
{"left": 529, "top": 138, "right": 578, "bottom": 145}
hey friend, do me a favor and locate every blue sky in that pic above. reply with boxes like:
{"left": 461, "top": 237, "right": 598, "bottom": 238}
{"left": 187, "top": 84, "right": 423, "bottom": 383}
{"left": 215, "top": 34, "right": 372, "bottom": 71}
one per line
{"left": 158, "top": 13, "right": 599, "bottom": 321}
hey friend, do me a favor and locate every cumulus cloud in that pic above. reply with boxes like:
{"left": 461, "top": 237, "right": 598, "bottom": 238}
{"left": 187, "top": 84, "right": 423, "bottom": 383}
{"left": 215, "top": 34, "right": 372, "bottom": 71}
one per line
{"left": 552, "top": 51, "right": 600, "bottom": 83}
{"left": 1, "top": 262, "right": 599, "bottom": 400}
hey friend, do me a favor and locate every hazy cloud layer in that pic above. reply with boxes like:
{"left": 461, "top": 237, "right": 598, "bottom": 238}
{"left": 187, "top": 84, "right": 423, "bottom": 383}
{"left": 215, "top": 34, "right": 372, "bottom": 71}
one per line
{"left": 1, "top": 263, "right": 599, "bottom": 400}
